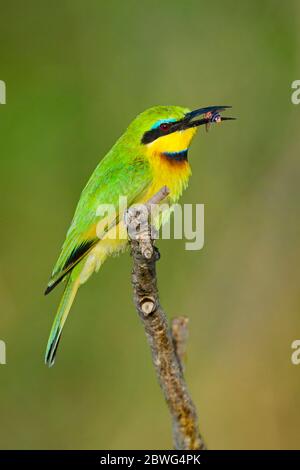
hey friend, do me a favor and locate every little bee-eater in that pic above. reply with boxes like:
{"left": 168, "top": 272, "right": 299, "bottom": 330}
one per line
{"left": 45, "top": 105, "right": 234, "bottom": 366}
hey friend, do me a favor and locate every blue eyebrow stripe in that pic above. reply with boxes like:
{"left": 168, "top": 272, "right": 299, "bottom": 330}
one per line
{"left": 151, "top": 118, "right": 177, "bottom": 129}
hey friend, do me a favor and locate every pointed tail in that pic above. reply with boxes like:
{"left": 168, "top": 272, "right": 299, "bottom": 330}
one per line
{"left": 45, "top": 274, "right": 80, "bottom": 367}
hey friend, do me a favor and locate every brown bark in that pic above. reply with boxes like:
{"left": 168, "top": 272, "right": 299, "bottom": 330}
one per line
{"left": 126, "top": 187, "right": 206, "bottom": 450}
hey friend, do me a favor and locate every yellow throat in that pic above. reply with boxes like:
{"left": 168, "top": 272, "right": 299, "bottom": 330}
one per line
{"left": 144, "top": 128, "right": 197, "bottom": 202}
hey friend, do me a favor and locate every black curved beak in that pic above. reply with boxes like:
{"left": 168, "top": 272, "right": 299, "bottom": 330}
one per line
{"left": 181, "top": 106, "right": 236, "bottom": 129}
{"left": 141, "top": 106, "right": 236, "bottom": 145}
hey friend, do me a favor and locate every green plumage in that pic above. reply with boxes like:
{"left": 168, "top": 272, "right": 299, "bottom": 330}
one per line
{"left": 44, "top": 106, "right": 193, "bottom": 366}
{"left": 47, "top": 153, "right": 151, "bottom": 292}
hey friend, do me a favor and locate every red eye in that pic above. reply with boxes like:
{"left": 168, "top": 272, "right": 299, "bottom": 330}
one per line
{"left": 159, "top": 122, "right": 171, "bottom": 131}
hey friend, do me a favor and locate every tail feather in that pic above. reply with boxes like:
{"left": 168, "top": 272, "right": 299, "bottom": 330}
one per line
{"left": 45, "top": 274, "right": 80, "bottom": 367}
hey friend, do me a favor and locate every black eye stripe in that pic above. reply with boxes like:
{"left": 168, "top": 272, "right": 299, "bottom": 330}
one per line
{"left": 141, "top": 127, "right": 163, "bottom": 144}
{"left": 141, "top": 120, "right": 184, "bottom": 144}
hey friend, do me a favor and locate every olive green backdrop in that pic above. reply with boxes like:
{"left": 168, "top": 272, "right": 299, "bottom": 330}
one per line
{"left": 0, "top": 0, "right": 299, "bottom": 449}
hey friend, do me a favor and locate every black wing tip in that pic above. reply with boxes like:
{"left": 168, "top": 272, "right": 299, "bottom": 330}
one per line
{"left": 44, "top": 238, "right": 97, "bottom": 297}
{"left": 44, "top": 274, "right": 65, "bottom": 296}
{"left": 44, "top": 284, "right": 53, "bottom": 296}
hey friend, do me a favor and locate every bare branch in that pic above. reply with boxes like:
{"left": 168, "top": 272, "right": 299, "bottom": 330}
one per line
{"left": 125, "top": 186, "right": 170, "bottom": 260}
{"left": 171, "top": 316, "right": 189, "bottom": 372}
{"left": 126, "top": 187, "right": 206, "bottom": 450}
{"left": 146, "top": 185, "right": 170, "bottom": 207}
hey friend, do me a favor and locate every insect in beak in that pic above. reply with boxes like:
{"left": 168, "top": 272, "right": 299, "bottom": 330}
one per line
{"left": 183, "top": 106, "right": 236, "bottom": 132}
{"left": 204, "top": 110, "right": 222, "bottom": 132}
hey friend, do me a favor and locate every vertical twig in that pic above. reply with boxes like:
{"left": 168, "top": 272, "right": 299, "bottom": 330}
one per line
{"left": 125, "top": 187, "right": 206, "bottom": 450}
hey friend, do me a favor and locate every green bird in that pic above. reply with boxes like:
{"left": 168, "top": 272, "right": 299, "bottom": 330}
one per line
{"left": 45, "top": 105, "right": 234, "bottom": 366}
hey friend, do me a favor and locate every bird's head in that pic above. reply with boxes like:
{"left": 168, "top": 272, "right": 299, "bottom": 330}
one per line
{"left": 126, "top": 105, "right": 234, "bottom": 161}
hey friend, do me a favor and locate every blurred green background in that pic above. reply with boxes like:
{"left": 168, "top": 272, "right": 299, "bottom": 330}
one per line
{"left": 0, "top": 0, "right": 300, "bottom": 450}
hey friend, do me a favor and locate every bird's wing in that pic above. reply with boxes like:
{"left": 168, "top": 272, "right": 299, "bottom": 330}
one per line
{"left": 45, "top": 156, "right": 151, "bottom": 294}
